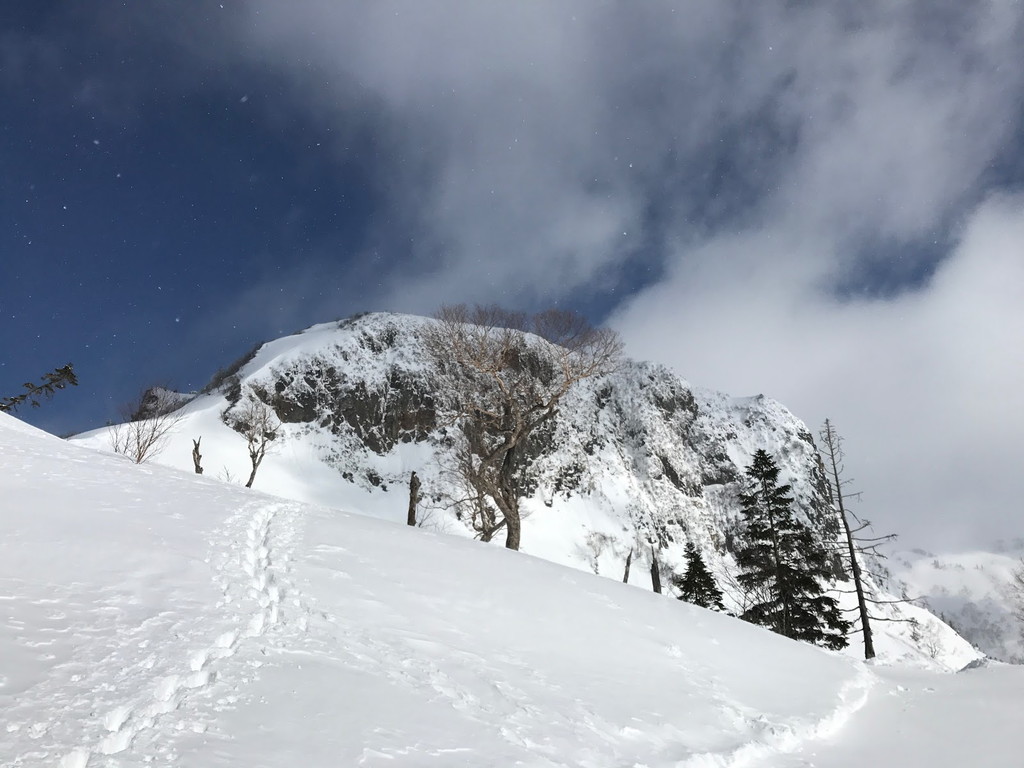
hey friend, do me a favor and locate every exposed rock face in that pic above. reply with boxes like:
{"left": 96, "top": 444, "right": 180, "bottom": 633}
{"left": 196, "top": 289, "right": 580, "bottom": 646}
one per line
{"left": 268, "top": 366, "right": 439, "bottom": 455}
{"left": 223, "top": 314, "right": 838, "bottom": 565}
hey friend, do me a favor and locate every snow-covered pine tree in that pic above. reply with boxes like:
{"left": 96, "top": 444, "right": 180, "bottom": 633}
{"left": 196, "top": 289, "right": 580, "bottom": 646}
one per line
{"left": 673, "top": 541, "right": 725, "bottom": 610}
{"left": 734, "top": 449, "right": 849, "bottom": 650}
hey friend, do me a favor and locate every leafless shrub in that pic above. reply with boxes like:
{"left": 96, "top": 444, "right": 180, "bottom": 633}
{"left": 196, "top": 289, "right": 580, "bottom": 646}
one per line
{"left": 109, "top": 388, "right": 185, "bottom": 464}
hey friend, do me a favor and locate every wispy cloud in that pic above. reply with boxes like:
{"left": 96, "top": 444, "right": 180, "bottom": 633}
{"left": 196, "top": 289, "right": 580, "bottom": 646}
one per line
{"left": 614, "top": 193, "right": 1024, "bottom": 549}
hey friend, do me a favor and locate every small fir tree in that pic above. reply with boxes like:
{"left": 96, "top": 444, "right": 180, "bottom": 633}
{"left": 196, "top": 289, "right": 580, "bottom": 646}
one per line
{"left": 673, "top": 541, "right": 725, "bottom": 610}
{"left": 735, "top": 449, "right": 849, "bottom": 650}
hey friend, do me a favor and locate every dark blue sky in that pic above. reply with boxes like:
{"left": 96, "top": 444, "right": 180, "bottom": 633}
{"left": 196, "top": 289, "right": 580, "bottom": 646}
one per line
{"left": 1, "top": 4, "right": 389, "bottom": 433}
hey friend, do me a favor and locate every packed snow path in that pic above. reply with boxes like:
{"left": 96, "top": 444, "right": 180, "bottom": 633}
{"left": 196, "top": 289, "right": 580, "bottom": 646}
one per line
{"left": 5, "top": 414, "right": 1021, "bottom": 767}
{"left": 765, "top": 663, "right": 1024, "bottom": 767}
{"left": 2, "top": 493, "right": 314, "bottom": 767}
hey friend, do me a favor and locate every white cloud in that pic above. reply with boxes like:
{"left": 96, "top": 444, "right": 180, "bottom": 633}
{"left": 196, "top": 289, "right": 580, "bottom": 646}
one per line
{"left": 208, "top": 2, "right": 1023, "bottom": 303}
{"left": 148, "top": 1, "right": 1024, "bottom": 548}
{"left": 613, "top": 193, "right": 1024, "bottom": 549}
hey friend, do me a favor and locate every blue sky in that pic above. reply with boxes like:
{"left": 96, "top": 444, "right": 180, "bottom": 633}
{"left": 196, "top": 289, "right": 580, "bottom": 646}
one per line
{"left": 3, "top": 2, "right": 1023, "bottom": 548}
{"left": 1, "top": 3, "right": 386, "bottom": 431}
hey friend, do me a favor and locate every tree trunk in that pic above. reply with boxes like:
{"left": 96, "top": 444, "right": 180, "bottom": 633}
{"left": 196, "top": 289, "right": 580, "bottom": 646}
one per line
{"left": 841, "top": 508, "right": 874, "bottom": 659}
{"left": 650, "top": 546, "right": 662, "bottom": 594}
{"left": 504, "top": 507, "right": 521, "bottom": 550}
{"left": 245, "top": 449, "right": 261, "bottom": 489}
{"left": 822, "top": 420, "right": 875, "bottom": 659}
{"left": 761, "top": 475, "right": 789, "bottom": 637}
{"left": 191, "top": 437, "right": 204, "bottom": 474}
{"left": 623, "top": 548, "right": 633, "bottom": 583}
{"left": 498, "top": 440, "right": 521, "bottom": 550}
{"left": 407, "top": 471, "right": 421, "bottom": 527}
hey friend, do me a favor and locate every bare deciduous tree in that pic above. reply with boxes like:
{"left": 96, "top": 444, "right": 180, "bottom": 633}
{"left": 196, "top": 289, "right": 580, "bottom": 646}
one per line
{"left": 109, "top": 388, "right": 184, "bottom": 464}
{"left": 819, "top": 418, "right": 905, "bottom": 659}
{"left": 228, "top": 396, "right": 281, "bottom": 489}
{"left": 424, "top": 304, "right": 622, "bottom": 550}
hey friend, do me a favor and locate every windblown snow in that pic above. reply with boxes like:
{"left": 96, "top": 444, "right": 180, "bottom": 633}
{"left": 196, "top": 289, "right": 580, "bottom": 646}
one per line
{"left": 3, "top": 411, "right": 1024, "bottom": 766}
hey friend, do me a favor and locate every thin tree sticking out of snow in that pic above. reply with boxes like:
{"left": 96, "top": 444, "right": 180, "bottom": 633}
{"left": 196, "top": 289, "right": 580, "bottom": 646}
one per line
{"left": 109, "top": 388, "right": 184, "bottom": 464}
{"left": 227, "top": 395, "right": 281, "bottom": 489}
{"left": 407, "top": 471, "right": 421, "bottom": 526}
{"left": 819, "top": 419, "right": 876, "bottom": 658}
{"left": 650, "top": 545, "right": 663, "bottom": 594}
{"left": 192, "top": 437, "right": 204, "bottom": 475}
{"left": 819, "top": 419, "right": 910, "bottom": 659}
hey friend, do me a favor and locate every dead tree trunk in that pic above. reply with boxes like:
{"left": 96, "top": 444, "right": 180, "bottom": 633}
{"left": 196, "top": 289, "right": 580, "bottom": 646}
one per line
{"left": 497, "top": 435, "right": 523, "bottom": 550}
{"left": 650, "top": 546, "right": 662, "bottom": 594}
{"left": 192, "top": 437, "right": 204, "bottom": 475}
{"left": 407, "top": 471, "right": 421, "bottom": 527}
{"left": 623, "top": 548, "right": 633, "bottom": 583}
{"left": 821, "top": 419, "right": 875, "bottom": 659}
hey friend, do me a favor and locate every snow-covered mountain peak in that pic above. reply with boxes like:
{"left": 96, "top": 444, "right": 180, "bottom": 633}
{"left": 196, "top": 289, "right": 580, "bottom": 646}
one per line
{"left": 72, "top": 312, "right": 981, "bottom": 670}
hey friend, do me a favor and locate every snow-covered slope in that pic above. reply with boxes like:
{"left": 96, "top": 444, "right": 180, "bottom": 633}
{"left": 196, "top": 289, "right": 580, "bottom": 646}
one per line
{"left": 72, "top": 312, "right": 978, "bottom": 669}
{"left": 6, "top": 410, "right": 1024, "bottom": 766}
{"left": 891, "top": 547, "right": 1024, "bottom": 663}
{"left": 1, "top": 409, "right": 874, "bottom": 766}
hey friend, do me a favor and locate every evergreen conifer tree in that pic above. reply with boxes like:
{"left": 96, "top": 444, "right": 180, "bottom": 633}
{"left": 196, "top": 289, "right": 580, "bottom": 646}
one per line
{"left": 0, "top": 364, "right": 78, "bottom": 413}
{"left": 673, "top": 541, "right": 725, "bottom": 610}
{"left": 734, "top": 449, "right": 849, "bottom": 650}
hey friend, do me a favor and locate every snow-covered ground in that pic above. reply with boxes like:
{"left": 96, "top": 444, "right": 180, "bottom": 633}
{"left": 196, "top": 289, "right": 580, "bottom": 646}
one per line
{"left": 2, "top": 413, "right": 1022, "bottom": 766}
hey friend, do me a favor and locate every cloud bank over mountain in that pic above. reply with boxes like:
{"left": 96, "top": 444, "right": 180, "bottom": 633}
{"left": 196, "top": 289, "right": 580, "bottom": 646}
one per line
{"left": 200, "top": 2, "right": 1024, "bottom": 549}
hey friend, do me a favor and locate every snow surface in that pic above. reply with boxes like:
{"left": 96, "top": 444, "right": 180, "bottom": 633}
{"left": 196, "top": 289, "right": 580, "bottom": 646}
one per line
{"left": 3, "top": 412, "right": 1022, "bottom": 766}
{"left": 70, "top": 312, "right": 980, "bottom": 672}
